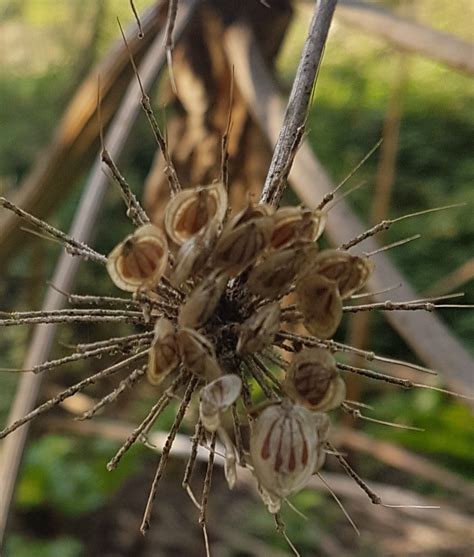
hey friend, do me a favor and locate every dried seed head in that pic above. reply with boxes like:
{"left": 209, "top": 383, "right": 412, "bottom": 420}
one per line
{"left": 169, "top": 221, "right": 221, "bottom": 288}
{"left": 237, "top": 302, "right": 281, "bottom": 354}
{"left": 147, "top": 318, "right": 180, "bottom": 385}
{"left": 178, "top": 270, "right": 229, "bottom": 329}
{"left": 106, "top": 224, "right": 168, "bottom": 292}
{"left": 226, "top": 202, "right": 274, "bottom": 229}
{"left": 284, "top": 348, "right": 346, "bottom": 412}
{"left": 177, "top": 327, "right": 221, "bottom": 380}
{"left": 212, "top": 215, "right": 274, "bottom": 275}
{"left": 271, "top": 207, "right": 326, "bottom": 250}
{"left": 295, "top": 274, "right": 343, "bottom": 339}
{"left": 164, "top": 182, "right": 227, "bottom": 246}
{"left": 199, "top": 374, "right": 242, "bottom": 432}
{"left": 310, "top": 249, "right": 374, "bottom": 298}
{"left": 249, "top": 399, "right": 327, "bottom": 510}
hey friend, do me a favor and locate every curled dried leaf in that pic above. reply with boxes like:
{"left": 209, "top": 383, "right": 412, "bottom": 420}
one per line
{"left": 237, "top": 303, "right": 281, "bottom": 354}
{"left": 177, "top": 327, "right": 221, "bottom": 380}
{"left": 106, "top": 224, "right": 168, "bottom": 292}
{"left": 284, "top": 348, "right": 346, "bottom": 412}
{"left": 295, "top": 274, "right": 343, "bottom": 339}
{"left": 147, "top": 318, "right": 180, "bottom": 385}
{"left": 178, "top": 271, "right": 228, "bottom": 329}
{"left": 271, "top": 207, "right": 326, "bottom": 250}
{"left": 199, "top": 374, "right": 242, "bottom": 432}
{"left": 164, "top": 182, "right": 227, "bottom": 245}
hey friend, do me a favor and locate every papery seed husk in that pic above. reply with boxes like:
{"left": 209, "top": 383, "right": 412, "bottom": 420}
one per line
{"left": 284, "top": 348, "right": 346, "bottom": 411}
{"left": 177, "top": 327, "right": 221, "bottom": 380}
{"left": 178, "top": 271, "right": 228, "bottom": 328}
{"left": 147, "top": 318, "right": 180, "bottom": 385}
{"left": 107, "top": 224, "right": 168, "bottom": 292}
{"left": 212, "top": 216, "right": 274, "bottom": 275}
{"left": 199, "top": 374, "right": 242, "bottom": 432}
{"left": 295, "top": 274, "right": 343, "bottom": 339}
{"left": 249, "top": 399, "right": 319, "bottom": 502}
{"left": 226, "top": 202, "right": 274, "bottom": 230}
{"left": 237, "top": 303, "right": 281, "bottom": 354}
{"left": 271, "top": 207, "right": 326, "bottom": 250}
{"left": 165, "top": 182, "right": 227, "bottom": 246}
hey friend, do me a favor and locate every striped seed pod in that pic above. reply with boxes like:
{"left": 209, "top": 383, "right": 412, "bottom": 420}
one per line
{"left": 284, "top": 348, "right": 346, "bottom": 412}
{"left": 164, "top": 182, "right": 227, "bottom": 246}
{"left": 177, "top": 327, "right": 221, "bottom": 380}
{"left": 106, "top": 224, "right": 168, "bottom": 292}
{"left": 295, "top": 274, "right": 343, "bottom": 339}
{"left": 310, "top": 249, "right": 374, "bottom": 299}
{"left": 178, "top": 270, "right": 229, "bottom": 329}
{"left": 271, "top": 207, "right": 326, "bottom": 250}
{"left": 237, "top": 302, "right": 281, "bottom": 354}
{"left": 147, "top": 318, "right": 180, "bottom": 385}
{"left": 199, "top": 374, "right": 242, "bottom": 432}
{"left": 249, "top": 399, "right": 328, "bottom": 511}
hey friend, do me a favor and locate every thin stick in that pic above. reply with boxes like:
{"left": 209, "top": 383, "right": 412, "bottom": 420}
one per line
{"left": 251, "top": 355, "right": 284, "bottom": 392}
{"left": 274, "top": 514, "right": 301, "bottom": 557}
{"left": 317, "top": 472, "right": 360, "bottom": 536}
{"left": 129, "top": 0, "right": 144, "bottom": 38}
{"left": 231, "top": 403, "right": 246, "bottom": 466}
{"left": 48, "top": 283, "right": 140, "bottom": 308}
{"left": 164, "top": 0, "right": 179, "bottom": 93}
{"left": 350, "top": 283, "right": 402, "bottom": 299}
{"left": 199, "top": 431, "right": 217, "bottom": 527}
{"left": 182, "top": 420, "right": 204, "bottom": 491}
{"left": 76, "top": 331, "right": 153, "bottom": 352}
{"left": 0, "top": 350, "right": 148, "bottom": 440}
{"left": 325, "top": 180, "right": 368, "bottom": 211}
{"left": 341, "top": 404, "right": 424, "bottom": 432}
{"left": 260, "top": 0, "right": 337, "bottom": 207}
{"left": 220, "top": 66, "right": 234, "bottom": 189}
{"left": 317, "top": 139, "right": 383, "bottom": 210}
{"left": 364, "top": 234, "right": 420, "bottom": 257}
{"left": 0, "top": 314, "right": 143, "bottom": 327}
{"left": 140, "top": 375, "right": 198, "bottom": 534}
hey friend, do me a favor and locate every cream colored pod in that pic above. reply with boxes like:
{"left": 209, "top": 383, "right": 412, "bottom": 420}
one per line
{"left": 249, "top": 399, "right": 328, "bottom": 513}
{"left": 164, "top": 182, "right": 227, "bottom": 246}
{"left": 147, "top": 318, "right": 180, "bottom": 385}
{"left": 270, "top": 206, "right": 326, "bottom": 250}
{"left": 284, "top": 348, "right": 346, "bottom": 412}
{"left": 106, "top": 224, "right": 168, "bottom": 292}
{"left": 199, "top": 374, "right": 242, "bottom": 432}
{"left": 177, "top": 327, "right": 221, "bottom": 380}
{"left": 237, "top": 302, "right": 281, "bottom": 354}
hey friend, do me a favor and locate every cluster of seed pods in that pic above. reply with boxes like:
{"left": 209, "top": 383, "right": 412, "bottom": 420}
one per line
{"left": 106, "top": 180, "right": 374, "bottom": 513}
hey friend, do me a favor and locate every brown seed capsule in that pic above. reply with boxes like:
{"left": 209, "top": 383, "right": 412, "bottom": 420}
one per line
{"left": 295, "top": 274, "right": 343, "bottom": 339}
{"left": 237, "top": 303, "right": 281, "bottom": 354}
{"left": 147, "top": 318, "right": 180, "bottom": 385}
{"left": 284, "top": 348, "right": 346, "bottom": 412}
{"left": 165, "top": 182, "right": 227, "bottom": 246}
{"left": 249, "top": 399, "right": 328, "bottom": 512}
{"left": 226, "top": 202, "right": 274, "bottom": 229}
{"left": 177, "top": 327, "right": 221, "bottom": 380}
{"left": 106, "top": 224, "right": 168, "bottom": 292}
{"left": 199, "top": 374, "right": 242, "bottom": 432}
{"left": 271, "top": 207, "right": 326, "bottom": 250}
{"left": 310, "top": 249, "right": 374, "bottom": 299}
{"left": 178, "top": 271, "right": 228, "bottom": 329}
{"left": 212, "top": 216, "right": 274, "bottom": 275}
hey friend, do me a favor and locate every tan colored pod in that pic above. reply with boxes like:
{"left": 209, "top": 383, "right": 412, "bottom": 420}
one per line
{"left": 237, "top": 302, "right": 281, "bottom": 354}
{"left": 271, "top": 207, "right": 326, "bottom": 250}
{"left": 177, "top": 327, "right": 221, "bottom": 380}
{"left": 295, "top": 274, "right": 343, "bottom": 339}
{"left": 164, "top": 182, "right": 227, "bottom": 246}
{"left": 284, "top": 348, "right": 346, "bottom": 412}
{"left": 249, "top": 399, "right": 326, "bottom": 509}
{"left": 226, "top": 202, "right": 274, "bottom": 230}
{"left": 212, "top": 216, "right": 274, "bottom": 275}
{"left": 311, "top": 249, "right": 374, "bottom": 299}
{"left": 106, "top": 224, "right": 168, "bottom": 292}
{"left": 147, "top": 318, "right": 180, "bottom": 385}
{"left": 199, "top": 374, "right": 242, "bottom": 432}
{"left": 178, "top": 270, "right": 229, "bottom": 329}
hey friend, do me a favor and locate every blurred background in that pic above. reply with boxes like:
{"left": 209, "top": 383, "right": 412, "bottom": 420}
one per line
{"left": 0, "top": 1, "right": 473, "bottom": 555}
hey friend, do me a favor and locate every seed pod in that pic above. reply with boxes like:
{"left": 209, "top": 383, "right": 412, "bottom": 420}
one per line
{"left": 107, "top": 224, "right": 168, "bottom": 292}
{"left": 199, "top": 374, "right": 242, "bottom": 432}
{"left": 178, "top": 271, "right": 228, "bottom": 329}
{"left": 295, "top": 274, "right": 343, "bottom": 339}
{"left": 284, "top": 348, "right": 346, "bottom": 412}
{"left": 247, "top": 245, "right": 315, "bottom": 300}
{"left": 271, "top": 207, "right": 326, "bottom": 250}
{"left": 237, "top": 303, "right": 281, "bottom": 354}
{"left": 226, "top": 202, "right": 274, "bottom": 229}
{"left": 169, "top": 221, "right": 221, "bottom": 288}
{"left": 177, "top": 327, "right": 221, "bottom": 380}
{"left": 310, "top": 249, "right": 374, "bottom": 298}
{"left": 212, "top": 216, "right": 274, "bottom": 275}
{"left": 165, "top": 182, "right": 227, "bottom": 246}
{"left": 249, "top": 399, "right": 324, "bottom": 510}
{"left": 147, "top": 318, "right": 180, "bottom": 385}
